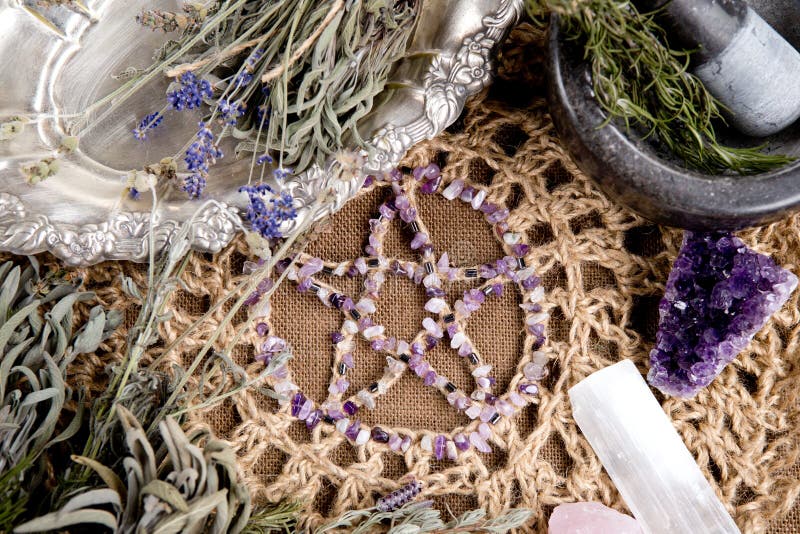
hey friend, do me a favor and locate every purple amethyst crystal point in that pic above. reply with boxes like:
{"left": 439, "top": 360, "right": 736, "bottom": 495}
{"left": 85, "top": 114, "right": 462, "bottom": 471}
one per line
{"left": 648, "top": 231, "right": 797, "bottom": 398}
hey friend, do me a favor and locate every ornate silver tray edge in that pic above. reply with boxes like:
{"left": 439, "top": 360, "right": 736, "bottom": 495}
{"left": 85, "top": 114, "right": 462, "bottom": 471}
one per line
{"left": 0, "top": 0, "right": 522, "bottom": 266}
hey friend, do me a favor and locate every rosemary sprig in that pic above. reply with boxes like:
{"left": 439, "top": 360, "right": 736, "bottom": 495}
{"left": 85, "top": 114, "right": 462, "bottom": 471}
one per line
{"left": 315, "top": 501, "right": 534, "bottom": 533}
{"left": 528, "top": 0, "right": 793, "bottom": 174}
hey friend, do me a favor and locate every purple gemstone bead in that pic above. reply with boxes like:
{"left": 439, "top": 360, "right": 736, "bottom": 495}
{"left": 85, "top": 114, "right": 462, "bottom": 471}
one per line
{"left": 362, "top": 175, "right": 375, "bottom": 188}
{"left": 388, "top": 434, "right": 403, "bottom": 451}
{"left": 522, "top": 276, "right": 541, "bottom": 290}
{"left": 329, "top": 293, "right": 346, "bottom": 309}
{"left": 299, "top": 257, "right": 324, "bottom": 278}
{"left": 411, "top": 342, "right": 425, "bottom": 355}
{"left": 338, "top": 354, "right": 353, "bottom": 370}
{"left": 255, "top": 322, "right": 269, "bottom": 337}
{"left": 371, "top": 426, "right": 390, "bottom": 443}
{"left": 371, "top": 338, "right": 386, "bottom": 351}
{"left": 425, "top": 335, "right": 439, "bottom": 350}
{"left": 306, "top": 409, "right": 322, "bottom": 430}
{"left": 296, "top": 278, "right": 312, "bottom": 293}
{"left": 470, "top": 431, "right": 491, "bottom": 453}
{"left": 343, "top": 400, "right": 358, "bottom": 415}
{"left": 400, "top": 208, "right": 417, "bottom": 223}
{"left": 426, "top": 287, "right": 446, "bottom": 298}
{"left": 519, "top": 383, "right": 539, "bottom": 395}
{"left": 424, "top": 370, "right": 437, "bottom": 386}
{"left": 453, "top": 433, "right": 470, "bottom": 451}
{"left": 298, "top": 399, "right": 313, "bottom": 421}
{"left": 512, "top": 243, "right": 530, "bottom": 258}
{"left": 434, "top": 435, "right": 446, "bottom": 460}
{"left": 336, "top": 378, "right": 350, "bottom": 394}
{"left": 496, "top": 399, "right": 514, "bottom": 417}
{"left": 290, "top": 393, "right": 305, "bottom": 418}
{"left": 420, "top": 175, "right": 442, "bottom": 194}
{"left": 487, "top": 208, "right": 509, "bottom": 223}
{"left": 411, "top": 232, "right": 428, "bottom": 250}
{"left": 345, "top": 420, "right": 361, "bottom": 441}
{"left": 414, "top": 361, "right": 430, "bottom": 377}
{"left": 331, "top": 332, "right": 344, "bottom": 344}
{"left": 379, "top": 204, "right": 395, "bottom": 219}
{"left": 479, "top": 405, "right": 497, "bottom": 422}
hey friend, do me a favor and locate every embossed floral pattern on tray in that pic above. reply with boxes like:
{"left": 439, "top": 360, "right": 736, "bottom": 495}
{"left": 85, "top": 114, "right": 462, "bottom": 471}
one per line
{"left": 0, "top": 0, "right": 522, "bottom": 266}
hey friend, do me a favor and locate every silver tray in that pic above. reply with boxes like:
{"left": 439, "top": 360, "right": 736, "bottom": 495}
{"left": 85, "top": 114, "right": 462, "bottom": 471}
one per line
{"left": 0, "top": 0, "right": 522, "bottom": 265}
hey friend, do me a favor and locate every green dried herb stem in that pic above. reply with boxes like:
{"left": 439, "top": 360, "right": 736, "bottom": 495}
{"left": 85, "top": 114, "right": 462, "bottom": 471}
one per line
{"left": 527, "top": 0, "right": 793, "bottom": 175}
{"left": 150, "top": 0, "right": 420, "bottom": 174}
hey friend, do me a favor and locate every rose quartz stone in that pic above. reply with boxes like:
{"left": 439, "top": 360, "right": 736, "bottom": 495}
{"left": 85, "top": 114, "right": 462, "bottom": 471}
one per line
{"left": 548, "top": 502, "right": 641, "bottom": 534}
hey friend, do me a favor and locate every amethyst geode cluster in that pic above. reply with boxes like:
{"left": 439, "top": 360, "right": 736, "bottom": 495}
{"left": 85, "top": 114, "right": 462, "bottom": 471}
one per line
{"left": 648, "top": 231, "right": 797, "bottom": 398}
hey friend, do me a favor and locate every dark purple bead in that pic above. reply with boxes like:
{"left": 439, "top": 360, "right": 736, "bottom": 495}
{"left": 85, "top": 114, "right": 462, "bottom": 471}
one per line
{"left": 425, "top": 335, "right": 439, "bottom": 350}
{"left": 362, "top": 175, "right": 375, "bottom": 188}
{"left": 255, "top": 322, "right": 269, "bottom": 337}
{"left": 329, "top": 293, "right": 346, "bottom": 309}
{"left": 371, "top": 426, "right": 390, "bottom": 443}
{"left": 453, "top": 433, "right": 470, "bottom": 451}
{"left": 343, "top": 400, "right": 358, "bottom": 416}
{"left": 484, "top": 393, "right": 497, "bottom": 405}
{"left": 290, "top": 393, "right": 306, "bottom": 418}
{"left": 331, "top": 332, "right": 344, "bottom": 344}
{"left": 420, "top": 175, "right": 442, "bottom": 194}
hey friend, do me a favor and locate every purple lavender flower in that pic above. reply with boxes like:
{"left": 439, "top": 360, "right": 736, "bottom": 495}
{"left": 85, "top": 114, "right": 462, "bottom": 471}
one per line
{"left": 648, "top": 231, "right": 797, "bottom": 398}
{"left": 376, "top": 480, "right": 424, "bottom": 512}
{"left": 239, "top": 183, "right": 298, "bottom": 240}
{"left": 182, "top": 122, "right": 223, "bottom": 198}
{"left": 257, "top": 154, "right": 273, "bottom": 165}
{"left": 217, "top": 98, "right": 245, "bottom": 125}
{"left": 234, "top": 71, "right": 253, "bottom": 88}
{"left": 167, "top": 71, "right": 212, "bottom": 111}
{"left": 132, "top": 112, "right": 163, "bottom": 141}
{"left": 182, "top": 174, "right": 206, "bottom": 198}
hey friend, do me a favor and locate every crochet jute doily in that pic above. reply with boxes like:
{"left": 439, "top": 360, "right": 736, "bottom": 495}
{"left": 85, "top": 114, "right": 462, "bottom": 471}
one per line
{"left": 7, "top": 24, "right": 800, "bottom": 532}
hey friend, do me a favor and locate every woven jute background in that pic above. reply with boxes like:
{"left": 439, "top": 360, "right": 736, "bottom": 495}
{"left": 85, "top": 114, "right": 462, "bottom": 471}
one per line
{"left": 5, "top": 23, "right": 800, "bottom": 532}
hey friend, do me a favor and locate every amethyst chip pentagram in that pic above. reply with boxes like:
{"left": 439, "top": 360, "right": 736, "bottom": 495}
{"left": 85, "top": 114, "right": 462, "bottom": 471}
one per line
{"left": 648, "top": 231, "right": 797, "bottom": 398}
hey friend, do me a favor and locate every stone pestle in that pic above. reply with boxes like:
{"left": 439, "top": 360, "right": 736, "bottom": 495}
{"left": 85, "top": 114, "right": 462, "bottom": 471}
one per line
{"left": 636, "top": 0, "right": 800, "bottom": 137}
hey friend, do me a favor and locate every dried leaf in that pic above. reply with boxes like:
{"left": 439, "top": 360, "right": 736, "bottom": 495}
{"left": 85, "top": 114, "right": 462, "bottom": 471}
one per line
{"left": 71, "top": 455, "right": 127, "bottom": 501}
{"left": 142, "top": 479, "right": 190, "bottom": 513}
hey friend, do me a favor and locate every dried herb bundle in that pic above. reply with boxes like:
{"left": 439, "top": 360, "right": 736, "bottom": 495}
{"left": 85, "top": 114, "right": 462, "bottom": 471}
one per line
{"left": 0, "top": 258, "right": 120, "bottom": 531}
{"left": 527, "top": 0, "right": 793, "bottom": 174}
{"left": 77, "top": 0, "right": 420, "bottom": 186}
{"left": 315, "top": 500, "right": 533, "bottom": 533}
{"left": 16, "top": 406, "right": 251, "bottom": 533}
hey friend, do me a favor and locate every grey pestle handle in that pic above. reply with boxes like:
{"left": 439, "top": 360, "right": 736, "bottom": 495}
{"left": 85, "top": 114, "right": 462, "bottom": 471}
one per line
{"left": 636, "top": 0, "right": 800, "bottom": 137}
